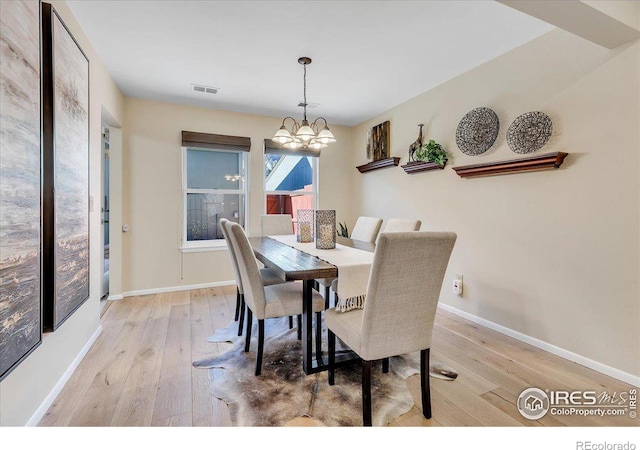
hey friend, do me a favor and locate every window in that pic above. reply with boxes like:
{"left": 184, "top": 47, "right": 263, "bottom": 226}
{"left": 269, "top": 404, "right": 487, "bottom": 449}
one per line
{"left": 181, "top": 131, "right": 250, "bottom": 249}
{"left": 264, "top": 140, "right": 318, "bottom": 233}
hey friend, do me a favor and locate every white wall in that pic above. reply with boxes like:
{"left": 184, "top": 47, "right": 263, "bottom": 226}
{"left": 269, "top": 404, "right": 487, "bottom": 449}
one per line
{"left": 0, "top": 0, "right": 124, "bottom": 426}
{"left": 351, "top": 27, "right": 639, "bottom": 379}
{"left": 122, "top": 98, "right": 354, "bottom": 293}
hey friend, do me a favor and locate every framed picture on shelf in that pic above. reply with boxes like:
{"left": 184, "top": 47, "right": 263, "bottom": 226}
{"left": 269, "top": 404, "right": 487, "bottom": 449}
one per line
{"left": 371, "top": 120, "right": 390, "bottom": 161}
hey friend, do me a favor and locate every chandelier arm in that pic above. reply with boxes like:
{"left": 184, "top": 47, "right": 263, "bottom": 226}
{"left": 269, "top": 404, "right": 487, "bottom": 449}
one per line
{"left": 312, "top": 117, "right": 329, "bottom": 128}
{"left": 282, "top": 116, "right": 299, "bottom": 130}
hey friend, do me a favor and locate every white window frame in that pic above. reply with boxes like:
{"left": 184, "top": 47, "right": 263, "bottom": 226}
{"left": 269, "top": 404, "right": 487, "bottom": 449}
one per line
{"left": 180, "top": 146, "right": 250, "bottom": 252}
{"left": 264, "top": 154, "right": 319, "bottom": 215}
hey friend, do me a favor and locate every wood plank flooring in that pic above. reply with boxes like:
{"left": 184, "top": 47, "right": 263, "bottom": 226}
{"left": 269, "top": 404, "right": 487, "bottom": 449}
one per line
{"left": 38, "top": 285, "right": 637, "bottom": 427}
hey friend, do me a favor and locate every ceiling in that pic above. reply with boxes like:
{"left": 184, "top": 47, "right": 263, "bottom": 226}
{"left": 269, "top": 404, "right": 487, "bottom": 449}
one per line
{"left": 66, "top": 1, "right": 554, "bottom": 127}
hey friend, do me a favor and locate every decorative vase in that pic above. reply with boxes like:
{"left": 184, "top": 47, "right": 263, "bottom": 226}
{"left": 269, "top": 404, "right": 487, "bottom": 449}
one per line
{"left": 315, "top": 210, "right": 336, "bottom": 249}
{"left": 297, "top": 209, "right": 314, "bottom": 243}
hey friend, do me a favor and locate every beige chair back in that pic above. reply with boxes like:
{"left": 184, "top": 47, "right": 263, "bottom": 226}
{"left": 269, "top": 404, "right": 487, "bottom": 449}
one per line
{"left": 359, "top": 231, "right": 456, "bottom": 360}
{"left": 220, "top": 219, "right": 244, "bottom": 295}
{"left": 227, "top": 222, "right": 267, "bottom": 319}
{"left": 376, "top": 218, "right": 422, "bottom": 243}
{"left": 350, "top": 216, "right": 383, "bottom": 243}
{"left": 384, "top": 218, "right": 422, "bottom": 232}
{"left": 261, "top": 214, "right": 293, "bottom": 236}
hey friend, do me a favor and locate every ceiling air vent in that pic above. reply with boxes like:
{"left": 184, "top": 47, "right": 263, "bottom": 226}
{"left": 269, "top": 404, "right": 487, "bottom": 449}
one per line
{"left": 191, "top": 84, "right": 219, "bottom": 95}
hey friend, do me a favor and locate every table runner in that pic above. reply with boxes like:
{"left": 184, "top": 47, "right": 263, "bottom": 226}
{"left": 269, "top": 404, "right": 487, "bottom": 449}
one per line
{"left": 269, "top": 235, "right": 374, "bottom": 312}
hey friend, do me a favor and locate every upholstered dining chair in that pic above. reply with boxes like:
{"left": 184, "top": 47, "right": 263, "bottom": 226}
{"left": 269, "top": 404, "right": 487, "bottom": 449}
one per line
{"left": 325, "top": 231, "right": 457, "bottom": 426}
{"left": 317, "top": 216, "right": 383, "bottom": 308}
{"left": 220, "top": 219, "right": 286, "bottom": 337}
{"left": 260, "top": 214, "right": 298, "bottom": 330}
{"left": 261, "top": 214, "right": 294, "bottom": 236}
{"left": 227, "top": 221, "right": 326, "bottom": 376}
{"left": 381, "top": 218, "right": 422, "bottom": 233}
{"left": 330, "top": 218, "right": 422, "bottom": 299}
{"left": 350, "top": 216, "right": 383, "bottom": 242}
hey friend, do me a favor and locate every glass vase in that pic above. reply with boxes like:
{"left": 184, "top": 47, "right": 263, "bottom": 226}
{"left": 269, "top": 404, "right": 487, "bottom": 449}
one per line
{"left": 315, "top": 210, "right": 336, "bottom": 249}
{"left": 296, "top": 209, "right": 314, "bottom": 243}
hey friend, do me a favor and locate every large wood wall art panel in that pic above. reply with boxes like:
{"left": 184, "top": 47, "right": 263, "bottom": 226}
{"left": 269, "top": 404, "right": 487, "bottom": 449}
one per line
{"left": 0, "top": 0, "right": 43, "bottom": 380}
{"left": 42, "top": 3, "right": 90, "bottom": 331}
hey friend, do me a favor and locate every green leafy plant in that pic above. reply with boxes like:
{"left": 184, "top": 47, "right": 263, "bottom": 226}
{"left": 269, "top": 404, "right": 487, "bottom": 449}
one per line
{"left": 337, "top": 221, "right": 349, "bottom": 238}
{"left": 414, "top": 139, "right": 448, "bottom": 166}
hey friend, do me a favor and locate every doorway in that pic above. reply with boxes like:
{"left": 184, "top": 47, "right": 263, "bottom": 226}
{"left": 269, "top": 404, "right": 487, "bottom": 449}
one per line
{"left": 101, "top": 127, "right": 110, "bottom": 304}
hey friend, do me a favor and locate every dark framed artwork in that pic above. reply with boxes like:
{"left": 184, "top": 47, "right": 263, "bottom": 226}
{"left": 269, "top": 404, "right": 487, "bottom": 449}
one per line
{"left": 0, "top": 0, "right": 43, "bottom": 381}
{"left": 371, "top": 121, "right": 390, "bottom": 161}
{"left": 42, "top": 3, "right": 90, "bottom": 331}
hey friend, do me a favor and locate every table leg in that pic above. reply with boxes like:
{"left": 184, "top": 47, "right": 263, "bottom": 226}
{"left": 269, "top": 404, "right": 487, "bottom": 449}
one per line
{"left": 302, "top": 279, "right": 313, "bottom": 374}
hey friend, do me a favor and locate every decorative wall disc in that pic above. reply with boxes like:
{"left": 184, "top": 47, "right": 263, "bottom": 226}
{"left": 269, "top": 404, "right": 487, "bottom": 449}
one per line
{"left": 455, "top": 107, "right": 500, "bottom": 156}
{"left": 506, "top": 111, "right": 552, "bottom": 154}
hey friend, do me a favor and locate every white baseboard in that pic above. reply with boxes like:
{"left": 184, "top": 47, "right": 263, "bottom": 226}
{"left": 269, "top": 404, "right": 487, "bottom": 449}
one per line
{"left": 106, "top": 294, "right": 123, "bottom": 301}
{"left": 123, "top": 280, "right": 235, "bottom": 298}
{"left": 26, "top": 325, "right": 103, "bottom": 426}
{"left": 437, "top": 303, "right": 640, "bottom": 388}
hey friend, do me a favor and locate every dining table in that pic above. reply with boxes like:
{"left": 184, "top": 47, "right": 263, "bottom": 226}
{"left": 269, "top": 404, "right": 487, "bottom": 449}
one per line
{"left": 248, "top": 235, "right": 374, "bottom": 375}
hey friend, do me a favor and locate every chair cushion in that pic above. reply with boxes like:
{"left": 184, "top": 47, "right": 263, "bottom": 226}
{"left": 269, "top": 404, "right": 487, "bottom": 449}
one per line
{"left": 263, "top": 282, "right": 325, "bottom": 319}
{"left": 325, "top": 307, "right": 364, "bottom": 356}
{"left": 260, "top": 268, "right": 285, "bottom": 287}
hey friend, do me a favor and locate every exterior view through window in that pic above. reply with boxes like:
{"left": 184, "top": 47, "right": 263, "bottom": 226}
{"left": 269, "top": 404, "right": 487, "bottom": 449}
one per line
{"left": 183, "top": 147, "right": 247, "bottom": 245}
{"left": 264, "top": 153, "right": 317, "bottom": 232}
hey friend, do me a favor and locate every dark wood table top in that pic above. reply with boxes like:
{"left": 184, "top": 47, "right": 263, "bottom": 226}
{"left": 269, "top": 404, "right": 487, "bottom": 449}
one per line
{"left": 249, "top": 235, "right": 376, "bottom": 374}
{"left": 337, "top": 236, "right": 376, "bottom": 253}
{"left": 248, "top": 237, "right": 337, "bottom": 281}
{"left": 248, "top": 236, "right": 375, "bottom": 282}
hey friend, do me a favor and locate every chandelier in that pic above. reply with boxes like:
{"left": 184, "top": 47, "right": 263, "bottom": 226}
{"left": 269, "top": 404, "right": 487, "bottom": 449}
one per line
{"left": 272, "top": 57, "right": 336, "bottom": 151}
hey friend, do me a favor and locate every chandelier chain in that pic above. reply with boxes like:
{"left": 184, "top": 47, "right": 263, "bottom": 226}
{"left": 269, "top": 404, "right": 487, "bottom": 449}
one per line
{"left": 303, "top": 63, "right": 307, "bottom": 121}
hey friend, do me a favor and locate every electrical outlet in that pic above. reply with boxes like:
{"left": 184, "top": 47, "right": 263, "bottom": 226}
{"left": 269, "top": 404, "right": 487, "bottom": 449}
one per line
{"left": 453, "top": 275, "right": 463, "bottom": 296}
{"left": 122, "top": 224, "right": 129, "bottom": 232}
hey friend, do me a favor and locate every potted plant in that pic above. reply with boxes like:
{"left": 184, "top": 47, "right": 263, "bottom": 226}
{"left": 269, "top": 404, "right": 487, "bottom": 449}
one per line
{"left": 337, "top": 221, "right": 349, "bottom": 238}
{"left": 414, "top": 139, "right": 448, "bottom": 166}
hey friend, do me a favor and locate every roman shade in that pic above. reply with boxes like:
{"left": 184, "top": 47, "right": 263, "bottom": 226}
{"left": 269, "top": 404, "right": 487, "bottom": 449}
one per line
{"left": 182, "top": 131, "right": 251, "bottom": 152}
{"left": 264, "top": 139, "right": 320, "bottom": 158}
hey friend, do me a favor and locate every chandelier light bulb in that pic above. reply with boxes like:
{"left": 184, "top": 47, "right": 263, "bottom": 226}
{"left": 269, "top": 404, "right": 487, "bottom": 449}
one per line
{"left": 283, "top": 137, "right": 303, "bottom": 150}
{"left": 315, "top": 126, "right": 336, "bottom": 144}
{"left": 273, "top": 125, "right": 294, "bottom": 144}
{"left": 296, "top": 122, "right": 315, "bottom": 142}
{"left": 308, "top": 140, "right": 328, "bottom": 150}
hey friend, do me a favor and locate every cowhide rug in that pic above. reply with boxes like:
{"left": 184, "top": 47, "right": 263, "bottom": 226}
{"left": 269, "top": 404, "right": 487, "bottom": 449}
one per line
{"left": 193, "top": 317, "right": 457, "bottom": 427}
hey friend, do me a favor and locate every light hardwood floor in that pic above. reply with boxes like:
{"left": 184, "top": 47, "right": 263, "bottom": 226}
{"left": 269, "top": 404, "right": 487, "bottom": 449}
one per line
{"left": 39, "top": 285, "right": 636, "bottom": 427}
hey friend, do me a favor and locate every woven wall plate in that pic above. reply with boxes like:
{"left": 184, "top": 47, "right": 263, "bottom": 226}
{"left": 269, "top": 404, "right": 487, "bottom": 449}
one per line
{"left": 455, "top": 107, "right": 500, "bottom": 156}
{"left": 507, "top": 111, "right": 553, "bottom": 154}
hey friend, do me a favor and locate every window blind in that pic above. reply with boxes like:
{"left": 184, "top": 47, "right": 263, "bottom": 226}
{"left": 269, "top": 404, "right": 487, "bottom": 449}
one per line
{"left": 182, "top": 131, "right": 251, "bottom": 152}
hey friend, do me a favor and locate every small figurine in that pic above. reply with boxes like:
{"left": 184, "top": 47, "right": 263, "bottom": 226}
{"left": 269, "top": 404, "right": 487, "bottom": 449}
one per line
{"left": 408, "top": 123, "right": 424, "bottom": 162}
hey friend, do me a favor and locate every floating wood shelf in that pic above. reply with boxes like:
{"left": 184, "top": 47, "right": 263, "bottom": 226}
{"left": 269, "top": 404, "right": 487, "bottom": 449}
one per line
{"left": 401, "top": 160, "right": 447, "bottom": 174}
{"left": 452, "top": 152, "right": 568, "bottom": 178}
{"left": 356, "top": 157, "right": 400, "bottom": 173}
